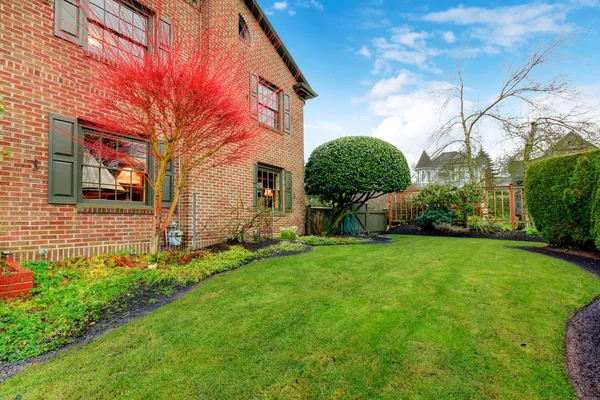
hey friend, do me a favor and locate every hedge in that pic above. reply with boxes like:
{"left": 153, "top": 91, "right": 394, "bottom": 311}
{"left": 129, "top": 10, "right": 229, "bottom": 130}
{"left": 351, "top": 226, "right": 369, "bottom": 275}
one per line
{"left": 525, "top": 150, "right": 600, "bottom": 249}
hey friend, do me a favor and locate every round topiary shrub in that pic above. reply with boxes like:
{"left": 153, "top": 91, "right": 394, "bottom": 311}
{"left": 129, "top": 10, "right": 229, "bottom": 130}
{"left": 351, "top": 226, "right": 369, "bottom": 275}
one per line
{"left": 305, "top": 136, "right": 411, "bottom": 233}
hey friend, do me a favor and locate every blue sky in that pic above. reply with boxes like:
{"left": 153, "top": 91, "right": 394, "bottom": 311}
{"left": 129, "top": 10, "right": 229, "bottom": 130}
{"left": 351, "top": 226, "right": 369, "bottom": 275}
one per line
{"left": 263, "top": 0, "right": 600, "bottom": 168}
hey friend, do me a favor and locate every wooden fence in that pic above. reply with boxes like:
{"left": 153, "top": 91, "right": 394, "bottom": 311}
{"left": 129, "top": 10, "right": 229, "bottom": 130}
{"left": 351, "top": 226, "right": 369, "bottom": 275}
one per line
{"left": 305, "top": 204, "right": 388, "bottom": 235}
{"left": 388, "top": 185, "right": 531, "bottom": 229}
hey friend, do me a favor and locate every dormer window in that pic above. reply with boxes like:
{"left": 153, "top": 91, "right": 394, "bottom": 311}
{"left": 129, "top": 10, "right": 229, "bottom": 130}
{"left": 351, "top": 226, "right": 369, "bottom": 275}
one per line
{"left": 239, "top": 15, "right": 249, "bottom": 43}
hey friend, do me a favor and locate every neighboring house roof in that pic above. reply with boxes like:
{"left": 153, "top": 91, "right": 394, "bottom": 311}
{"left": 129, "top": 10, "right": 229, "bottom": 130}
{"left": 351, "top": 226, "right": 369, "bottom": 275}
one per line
{"left": 542, "top": 132, "right": 597, "bottom": 158}
{"left": 509, "top": 132, "right": 598, "bottom": 182}
{"left": 244, "top": 0, "right": 318, "bottom": 100}
{"left": 416, "top": 151, "right": 463, "bottom": 169}
{"left": 415, "top": 151, "right": 432, "bottom": 168}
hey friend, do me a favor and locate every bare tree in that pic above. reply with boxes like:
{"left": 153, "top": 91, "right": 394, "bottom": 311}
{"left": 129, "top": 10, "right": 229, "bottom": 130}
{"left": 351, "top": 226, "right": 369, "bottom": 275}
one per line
{"left": 501, "top": 102, "right": 599, "bottom": 169}
{"left": 433, "top": 34, "right": 577, "bottom": 183}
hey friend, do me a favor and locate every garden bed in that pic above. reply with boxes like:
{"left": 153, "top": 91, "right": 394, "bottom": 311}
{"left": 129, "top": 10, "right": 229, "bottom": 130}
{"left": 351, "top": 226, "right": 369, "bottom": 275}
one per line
{"left": 0, "top": 241, "right": 309, "bottom": 370}
{"left": 387, "top": 223, "right": 545, "bottom": 242}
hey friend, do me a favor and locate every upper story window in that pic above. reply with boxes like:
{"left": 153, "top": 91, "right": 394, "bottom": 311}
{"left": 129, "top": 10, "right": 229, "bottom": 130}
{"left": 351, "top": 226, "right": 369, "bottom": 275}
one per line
{"left": 239, "top": 15, "right": 249, "bottom": 43}
{"left": 258, "top": 81, "right": 280, "bottom": 129}
{"left": 249, "top": 73, "right": 292, "bottom": 134}
{"left": 54, "top": 0, "right": 173, "bottom": 60}
{"left": 87, "top": 0, "right": 149, "bottom": 60}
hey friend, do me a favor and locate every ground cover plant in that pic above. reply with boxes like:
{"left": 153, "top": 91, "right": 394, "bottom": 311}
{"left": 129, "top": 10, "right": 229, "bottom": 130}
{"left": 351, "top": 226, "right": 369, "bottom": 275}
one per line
{"left": 0, "top": 242, "right": 308, "bottom": 362}
{"left": 2, "top": 236, "right": 599, "bottom": 398}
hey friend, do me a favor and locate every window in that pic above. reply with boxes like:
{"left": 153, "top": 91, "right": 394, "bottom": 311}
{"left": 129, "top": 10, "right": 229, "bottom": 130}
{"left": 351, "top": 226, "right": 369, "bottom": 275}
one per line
{"left": 253, "top": 164, "right": 293, "bottom": 213}
{"left": 239, "top": 15, "right": 249, "bottom": 42}
{"left": 256, "top": 165, "right": 282, "bottom": 210}
{"left": 48, "top": 114, "right": 173, "bottom": 206}
{"left": 54, "top": 0, "right": 173, "bottom": 60}
{"left": 81, "top": 131, "right": 147, "bottom": 202}
{"left": 258, "top": 81, "right": 280, "bottom": 129}
{"left": 87, "top": 0, "right": 149, "bottom": 60}
{"left": 249, "top": 73, "right": 292, "bottom": 133}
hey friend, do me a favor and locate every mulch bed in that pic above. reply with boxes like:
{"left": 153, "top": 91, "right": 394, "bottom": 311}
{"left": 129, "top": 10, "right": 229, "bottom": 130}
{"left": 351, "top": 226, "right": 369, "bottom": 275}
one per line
{"left": 517, "top": 246, "right": 600, "bottom": 400}
{"left": 205, "top": 238, "right": 282, "bottom": 253}
{"left": 387, "top": 223, "right": 545, "bottom": 242}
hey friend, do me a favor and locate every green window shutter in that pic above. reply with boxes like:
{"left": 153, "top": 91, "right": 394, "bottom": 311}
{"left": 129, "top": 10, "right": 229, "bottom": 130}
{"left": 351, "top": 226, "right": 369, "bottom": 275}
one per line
{"left": 250, "top": 73, "right": 259, "bottom": 119}
{"left": 54, "top": 0, "right": 84, "bottom": 45}
{"left": 283, "top": 92, "right": 291, "bottom": 134}
{"left": 158, "top": 16, "right": 172, "bottom": 58}
{"left": 159, "top": 144, "right": 174, "bottom": 208}
{"left": 253, "top": 163, "right": 259, "bottom": 208}
{"left": 48, "top": 113, "right": 79, "bottom": 204}
{"left": 285, "top": 170, "right": 292, "bottom": 213}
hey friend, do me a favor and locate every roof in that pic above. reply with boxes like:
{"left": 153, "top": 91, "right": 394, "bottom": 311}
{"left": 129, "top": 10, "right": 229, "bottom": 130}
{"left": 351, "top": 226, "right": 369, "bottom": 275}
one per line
{"left": 244, "top": 0, "right": 318, "bottom": 100}
{"left": 415, "top": 151, "right": 432, "bottom": 169}
{"left": 543, "top": 132, "right": 597, "bottom": 158}
{"left": 415, "top": 151, "right": 464, "bottom": 170}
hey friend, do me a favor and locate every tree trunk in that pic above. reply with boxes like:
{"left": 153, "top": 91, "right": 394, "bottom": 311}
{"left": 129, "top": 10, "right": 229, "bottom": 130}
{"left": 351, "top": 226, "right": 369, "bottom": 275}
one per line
{"left": 523, "top": 122, "right": 537, "bottom": 170}
{"left": 465, "top": 135, "right": 476, "bottom": 183}
{"left": 150, "top": 154, "right": 170, "bottom": 256}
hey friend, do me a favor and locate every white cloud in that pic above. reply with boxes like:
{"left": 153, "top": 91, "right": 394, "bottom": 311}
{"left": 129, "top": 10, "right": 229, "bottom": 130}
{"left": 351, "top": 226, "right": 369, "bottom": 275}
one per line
{"left": 356, "top": 46, "right": 372, "bottom": 58}
{"left": 288, "top": 9, "right": 296, "bottom": 15}
{"left": 356, "top": 76, "right": 458, "bottom": 166}
{"left": 442, "top": 31, "right": 456, "bottom": 43}
{"left": 305, "top": 121, "right": 345, "bottom": 134}
{"left": 353, "top": 71, "right": 419, "bottom": 103}
{"left": 273, "top": 1, "right": 288, "bottom": 10}
{"left": 423, "top": 4, "right": 570, "bottom": 47}
{"left": 369, "top": 29, "right": 443, "bottom": 71}
{"left": 390, "top": 26, "right": 431, "bottom": 48}
{"left": 370, "top": 59, "right": 392, "bottom": 75}
{"left": 297, "top": 0, "right": 323, "bottom": 10}
{"left": 372, "top": 37, "right": 400, "bottom": 50}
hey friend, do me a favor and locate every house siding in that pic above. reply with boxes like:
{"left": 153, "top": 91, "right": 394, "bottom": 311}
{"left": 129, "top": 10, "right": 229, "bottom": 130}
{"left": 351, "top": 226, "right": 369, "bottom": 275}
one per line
{"left": 0, "top": 0, "right": 308, "bottom": 261}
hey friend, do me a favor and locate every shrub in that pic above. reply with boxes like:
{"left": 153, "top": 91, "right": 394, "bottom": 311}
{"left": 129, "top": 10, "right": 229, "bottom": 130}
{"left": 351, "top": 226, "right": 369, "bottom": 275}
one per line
{"left": 416, "top": 207, "right": 457, "bottom": 229}
{"left": 468, "top": 215, "right": 491, "bottom": 233}
{"left": 525, "top": 150, "right": 600, "bottom": 249}
{"left": 522, "top": 227, "right": 540, "bottom": 236}
{"left": 411, "top": 183, "right": 483, "bottom": 225}
{"left": 305, "top": 136, "right": 411, "bottom": 233}
{"left": 491, "top": 222, "right": 513, "bottom": 232}
{"left": 434, "top": 224, "right": 470, "bottom": 236}
{"left": 280, "top": 226, "right": 298, "bottom": 241}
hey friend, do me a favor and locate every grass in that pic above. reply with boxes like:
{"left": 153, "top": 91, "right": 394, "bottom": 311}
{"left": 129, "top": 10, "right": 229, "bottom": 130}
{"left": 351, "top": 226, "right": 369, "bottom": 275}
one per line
{"left": 0, "top": 242, "right": 308, "bottom": 362}
{"left": 2, "top": 236, "right": 600, "bottom": 399}
{"left": 297, "top": 235, "right": 371, "bottom": 246}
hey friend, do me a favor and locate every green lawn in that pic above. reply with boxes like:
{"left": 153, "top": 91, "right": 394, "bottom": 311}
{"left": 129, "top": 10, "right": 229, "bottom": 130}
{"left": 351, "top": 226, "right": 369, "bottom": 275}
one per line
{"left": 2, "top": 236, "right": 600, "bottom": 399}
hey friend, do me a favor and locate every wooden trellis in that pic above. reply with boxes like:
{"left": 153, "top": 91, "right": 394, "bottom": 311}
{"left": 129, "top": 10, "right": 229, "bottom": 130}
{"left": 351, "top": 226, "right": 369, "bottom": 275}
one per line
{"left": 387, "top": 185, "right": 531, "bottom": 229}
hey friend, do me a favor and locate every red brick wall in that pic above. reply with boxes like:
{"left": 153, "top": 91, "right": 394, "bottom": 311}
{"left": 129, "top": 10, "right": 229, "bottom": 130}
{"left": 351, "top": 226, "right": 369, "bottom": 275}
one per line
{"left": 0, "top": 0, "right": 308, "bottom": 261}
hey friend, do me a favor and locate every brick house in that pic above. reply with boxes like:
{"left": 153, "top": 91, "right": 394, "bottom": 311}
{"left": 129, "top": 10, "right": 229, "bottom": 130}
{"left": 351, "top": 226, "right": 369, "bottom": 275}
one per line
{"left": 0, "top": 0, "right": 316, "bottom": 261}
